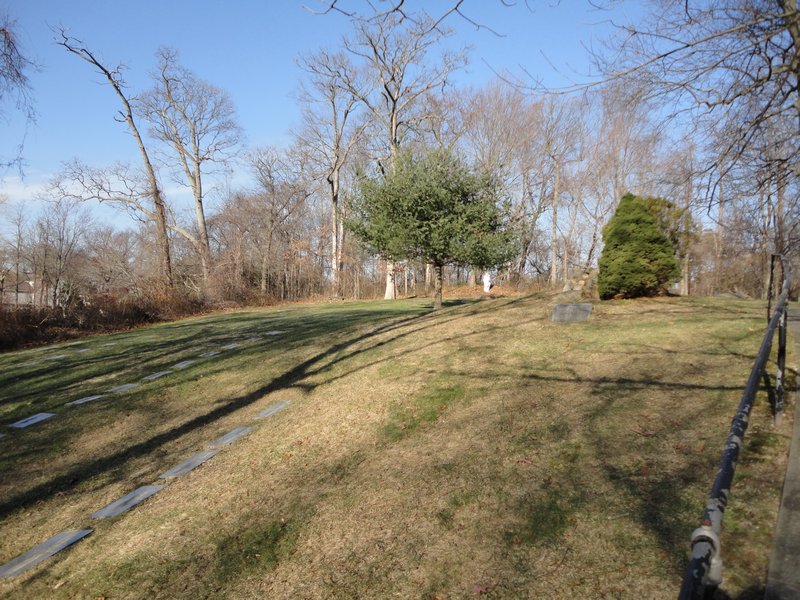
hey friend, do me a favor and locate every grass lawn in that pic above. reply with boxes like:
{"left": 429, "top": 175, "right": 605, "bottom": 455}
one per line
{"left": 0, "top": 294, "right": 793, "bottom": 599}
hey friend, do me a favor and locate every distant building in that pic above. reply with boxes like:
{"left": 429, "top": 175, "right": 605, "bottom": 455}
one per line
{"left": 1, "top": 278, "right": 49, "bottom": 306}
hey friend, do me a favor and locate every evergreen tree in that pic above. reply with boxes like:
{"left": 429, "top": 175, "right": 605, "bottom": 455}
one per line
{"left": 349, "top": 149, "right": 515, "bottom": 309}
{"left": 598, "top": 193, "right": 680, "bottom": 299}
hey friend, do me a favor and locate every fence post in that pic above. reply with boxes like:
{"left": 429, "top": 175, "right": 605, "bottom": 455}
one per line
{"left": 776, "top": 306, "right": 787, "bottom": 420}
{"left": 768, "top": 255, "right": 776, "bottom": 322}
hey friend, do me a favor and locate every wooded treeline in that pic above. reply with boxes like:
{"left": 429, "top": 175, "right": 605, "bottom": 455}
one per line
{"left": 2, "top": 3, "right": 799, "bottom": 323}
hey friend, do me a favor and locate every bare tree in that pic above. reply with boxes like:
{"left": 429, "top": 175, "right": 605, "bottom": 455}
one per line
{"left": 248, "top": 147, "right": 312, "bottom": 297}
{"left": 297, "top": 49, "right": 366, "bottom": 297}
{"left": 138, "top": 48, "right": 242, "bottom": 289}
{"left": 1, "top": 12, "right": 35, "bottom": 171}
{"left": 32, "top": 198, "right": 91, "bottom": 309}
{"left": 574, "top": 86, "right": 660, "bottom": 272}
{"left": 56, "top": 33, "right": 174, "bottom": 290}
{"left": 85, "top": 226, "right": 142, "bottom": 296}
{"left": 307, "top": 0, "right": 507, "bottom": 35}
{"left": 538, "top": 96, "right": 583, "bottom": 287}
{"left": 593, "top": 0, "right": 800, "bottom": 197}
{"left": 339, "top": 8, "right": 468, "bottom": 298}
{"left": 3, "top": 201, "right": 27, "bottom": 305}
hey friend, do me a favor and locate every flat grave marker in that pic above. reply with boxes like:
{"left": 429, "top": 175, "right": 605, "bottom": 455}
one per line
{"left": 10, "top": 413, "right": 56, "bottom": 429}
{"left": 221, "top": 343, "right": 240, "bottom": 350}
{"left": 18, "top": 361, "right": 42, "bottom": 368}
{"left": 66, "top": 394, "right": 105, "bottom": 406}
{"left": 159, "top": 450, "right": 218, "bottom": 479}
{"left": 265, "top": 330, "right": 285, "bottom": 336}
{"left": 107, "top": 383, "right": 139, "bottom": 393}
{"left": 208, "top": 426, "right": 252, "bottom": 448}
{"left": 0, "top": 529, "right": 92, "bottom": 578}
{"left": 141, "top": 371, "right": 171, "bottom": 381}
{"left": 551, "top": 303, "right": 593, "bottom": 323}
{"left": 199, "top": 351, "right": 220, "bottom": 358}
{"left": 171, "top": 360, "right": 196, "bottom": 370}
{"left": 256, "top": 401, "right": 290, "bottom": 419}
{"left": 44, "top": 354, "right": 67, "bottom": 361}
{"left": 91, "top": 485, "right": 164, "bottom": 520}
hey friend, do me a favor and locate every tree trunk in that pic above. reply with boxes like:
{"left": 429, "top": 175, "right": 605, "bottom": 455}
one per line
{"left": 330, "top": 169, "right": 343, "bottom": 298}
{"left": 775, "top": 177, "right": 785, "bottom": 255}
{"left": 550, "top": 166, "right": 560, "bottom": 287}
{"left": 116, "top": 81, "right": 173, "bottom": 292}
{"left": 680, "top": 172, "right": 692, "bottom": 296}
{"left": 193, "top": 168, "right": 212, "bottom": 288}
{"left": 425, "top": 263, "right": 432, "bottom": 293}
{"left": 143, "top": 150, "right": 173, "bottom": 291}
{"left": 433, "top": 263, "right": 443, "bottom": 310}
{"left": 331, "top": 198, "right": 340, "bottom": 297}
{"left": 260, "top": 232, "right": 273, "bottom": 297}
{"left": 714, "top": 186, "right": 724, "bottom": 294}
{"left": 583, "top": 224, "right": 600, "bottom": 273}
{"left": 682, "top": 255, "right": 690, "bottom": 296}
{"left": 384, "top": 260, "right": 396, "bottom": 299}
{"left": 58, "top": 38, "right": 174, "bottom": 289}
{"left": 14, "top": 248, "right": 19, "bottom": 307}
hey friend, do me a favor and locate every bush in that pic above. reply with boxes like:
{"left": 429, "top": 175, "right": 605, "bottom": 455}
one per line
{"left": 598, "top": 193, "right": 680, "bottom": 299}
{"left": 0, "top": 289, "right": 209, "bottom": 352}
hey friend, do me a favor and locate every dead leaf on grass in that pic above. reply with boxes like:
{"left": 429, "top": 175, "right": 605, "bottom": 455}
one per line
{"left": 632, "top": 428, "right": 656, "bottom": 437}
{"left": 472, "top": 582, "right": 497, "bottom": 595}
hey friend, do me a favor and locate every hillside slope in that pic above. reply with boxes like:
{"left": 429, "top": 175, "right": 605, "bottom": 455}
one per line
{"left": 0, "top": 295, "right": 790, "bottom": 599}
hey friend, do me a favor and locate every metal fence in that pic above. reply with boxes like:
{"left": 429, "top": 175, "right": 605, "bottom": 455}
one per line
{"left": 678, "top": 256, "right": 792, "bottom": 600}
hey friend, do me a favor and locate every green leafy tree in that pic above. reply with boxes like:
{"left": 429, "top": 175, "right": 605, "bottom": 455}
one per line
{"left": 598, "top": 193, "right": 680, "bottom": 299}
{"left": 349, "top": 149, "right": 515, "bottom": 309}
{"left": 638, "top": 196, "right": 698, "bottom": 260}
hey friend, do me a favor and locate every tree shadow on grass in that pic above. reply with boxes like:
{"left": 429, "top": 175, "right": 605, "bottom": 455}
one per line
{"left": 0, "top": 297, "right": 528, "bottom": 520}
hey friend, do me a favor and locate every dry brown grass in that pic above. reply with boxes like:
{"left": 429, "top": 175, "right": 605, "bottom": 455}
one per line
{"left": 0, "top": 294, "right": 792, "bottom": 599}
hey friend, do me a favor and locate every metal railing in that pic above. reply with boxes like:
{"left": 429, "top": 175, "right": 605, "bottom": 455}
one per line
{"left": 678, "top": 255, "right": 792, "bottom": 600}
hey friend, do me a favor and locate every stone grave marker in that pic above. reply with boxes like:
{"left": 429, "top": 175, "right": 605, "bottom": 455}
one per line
{"left": 91, "top": 485, "right": 164, "bottom": 520}
{"left": 0, "top": 529, "right": 92, "bottom": 578}
{"left": 265, "top": 330, "right": 285, "bottom": 336}
{"left": 66, "top": 394, "right": 105, "bottom": 406}
{"left": 107, "top": 383, "right": 139, "bottom": 393}
{"left": 199, "top": 351, "right": 220, "bottom": 358}
{"left": 45, "top": 354, "right": 67, "bottom": 361}
{"left": 256, "top": 401, "right": 290, "bottom": 419}
{"left": 141, "top": 371, "right": 171, "bottom": 381}
{"left": 209, "top": 426, "right": 252, "bottom": 448}
{"left": 159, "top": 450, "right": 218, "bottom": 479}
{"left": 221, "top": 343, "right": 240, "bottom": 350}
{"left": 10, "top": 413, "right": 56, "bottom": 429}
{"left": 551, "top": 303, "right": 593, "bottom": 323}
{"left": 171, "top": 360, "right": 196, "bottom": 370}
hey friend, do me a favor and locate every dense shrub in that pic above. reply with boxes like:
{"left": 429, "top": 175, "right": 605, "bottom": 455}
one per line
{"left": 0, "top": 290, "right": 208, "bottom": 352}
{"left": 598, "top": 193, "right": 680, "bottom": 299}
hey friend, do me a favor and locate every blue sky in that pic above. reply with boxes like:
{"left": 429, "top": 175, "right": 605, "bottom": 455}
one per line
{"left": 1, "top": 0, "right": 641, "bottom": 226}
